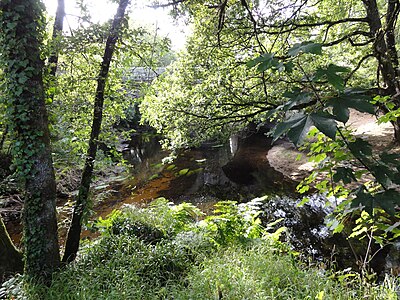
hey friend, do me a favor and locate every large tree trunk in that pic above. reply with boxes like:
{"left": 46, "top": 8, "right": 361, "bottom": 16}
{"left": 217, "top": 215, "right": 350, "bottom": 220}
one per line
{"left": 0, "top": 217, "right": 23, "bottom": 283}
{"left": 62, "top": 0, "right": 131, "bottom": 263}
{"left": 362, "top": 0, "right": 400, "bottom": 141}
{"left": 0, "top": 0, "right": 60, "bottom": 282}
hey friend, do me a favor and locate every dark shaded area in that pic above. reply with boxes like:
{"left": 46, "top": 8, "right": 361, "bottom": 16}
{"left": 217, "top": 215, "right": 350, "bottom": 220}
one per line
{"left": 260, "top": 195, "right": 393, "bottom": 276}
{"left": 0, "top": 153, "right": 12, "bottom": 180}
{"left": 0, "top": 217, "right": 23, "bottom": 284}
{"left": 222, "top": 134, "right": 297, "bottom": 194}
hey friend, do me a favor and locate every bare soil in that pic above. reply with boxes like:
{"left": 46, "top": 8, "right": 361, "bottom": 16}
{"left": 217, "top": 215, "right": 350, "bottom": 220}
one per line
{"left": 267, "top": 110, "right": 397, "bottom": 181}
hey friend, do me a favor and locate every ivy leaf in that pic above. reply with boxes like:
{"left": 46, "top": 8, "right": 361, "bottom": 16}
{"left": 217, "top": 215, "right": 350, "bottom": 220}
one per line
{"left": 333, "top": 167, "right": 356, "bottom": 184}
{"left": 310, "top": 112, "right": 337, "bottom": 140}
{"left": 288, "top": 41, "right": 322, "bottom": 56}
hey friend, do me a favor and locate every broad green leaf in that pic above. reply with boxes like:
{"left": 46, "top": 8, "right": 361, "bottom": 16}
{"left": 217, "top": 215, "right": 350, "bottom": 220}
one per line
{"left": 351, "top": 186, "right": 374, "bottom": 215}
{"left": 287, "top": 115, "right": 313, "bottom": 145}
{"left": 326, "top": 64, "right": 350, "bottom": 73}
{"left": 272, "top": 113, "right": 306, "bottom": 142}
{"left": 297, "top": 196, "right": 310, "bottom": 206}
{"left": 314, "top": 64, "right": 349, "bottom": 91}
{"left": 284, "top": 61, "right": 294, "bottom": 73}
{"left": 288, "top": 41, "right": 322, "bottom": 56}
{"left": 246, "top": 53, "right": 280, "bottom": 73}
{"left": 326, "top": 72, "right": 344, "bottom": 91}
{"left": 282, "top": 90, "right": 313, "bottom": 111}
{"left": 380, "top": 152, "right": 400, "bottom": 165}
{"left": 375, "top": 190, "right": 400, "bottom": 215}
{"left": 333, "top": 167, "right": 356, "bottom": 184}
{"left": 264, "top": 108, "right": 278, "bottom": 119}
{"left": 348, "top": 138, "right": 372, "bottom": 156}
{"left": 328, "top": 90, "right": 374, "bottom": 122}
{"left": 370, "top": 164, "right": 393, "bottom": 187}
{"left": 246, "top": 57, "right": 262, "bottom": 68}
{"left": 310, "top": 112, "right": 337, "bottom": 140}
{"left": 340, "top": 91, "right": 374, "bottom": 114}
{"left": 331, "top": 100, "right": 350, "bottom": 123}
{"left": 178, "top": 168, "right": 190, "bottom": 176}
{"left": 328, "top": 96, "right": 353, "bottom": 123}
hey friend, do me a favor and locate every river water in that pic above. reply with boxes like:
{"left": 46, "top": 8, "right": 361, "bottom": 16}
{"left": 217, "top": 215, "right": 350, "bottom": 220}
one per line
{"left": 5, "top": 131, "right": 398, "bottom": 277}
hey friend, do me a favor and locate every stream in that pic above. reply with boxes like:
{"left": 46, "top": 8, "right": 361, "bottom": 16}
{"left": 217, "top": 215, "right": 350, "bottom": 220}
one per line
{"left": 3, "top": 130, "right": 399, "bottom": 277}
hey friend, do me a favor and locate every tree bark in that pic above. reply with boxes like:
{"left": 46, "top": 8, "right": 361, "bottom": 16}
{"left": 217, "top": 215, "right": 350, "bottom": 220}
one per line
{"left": 0, "top": 217, "right": 23, "bottom": 284}
{"left": 362, "top": 0, "right": 400, "bottom": 141}
{"left": 62, "top": 0, "right": 130, "bottom": 263}
{"left": 0, "top": 0, "right": 60, "bottom": 282}
{"left": 48, "top": 0, "right": 65, "bottom": 102}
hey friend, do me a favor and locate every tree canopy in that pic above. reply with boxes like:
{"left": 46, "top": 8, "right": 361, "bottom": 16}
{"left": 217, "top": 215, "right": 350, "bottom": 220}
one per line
{"left": 142, "top": 0, "right": 400, "bottom": 233}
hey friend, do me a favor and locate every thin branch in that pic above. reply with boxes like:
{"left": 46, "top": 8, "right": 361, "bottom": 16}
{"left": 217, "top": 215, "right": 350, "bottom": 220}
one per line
{"left": 260, "top": 17, "right": 369, "bottom": 35}
{"left": 147, "top": 0, "right": 187, "bottom": 8}
{"left": 345, "top": 54, "right": 374, "bottom": 84}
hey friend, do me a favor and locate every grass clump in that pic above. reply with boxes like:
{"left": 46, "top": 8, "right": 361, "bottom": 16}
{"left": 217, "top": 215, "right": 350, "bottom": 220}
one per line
{"left": 169, "top": 244, "right": 398, "bottom": 299}
{"left": 2, "top": 198, "right": 398, "bottom": 299}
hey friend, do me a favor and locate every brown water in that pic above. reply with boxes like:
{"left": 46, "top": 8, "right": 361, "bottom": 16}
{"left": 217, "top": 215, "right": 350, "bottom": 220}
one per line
{"left": 6, "top": 133, "right": 298, "bottom": 246}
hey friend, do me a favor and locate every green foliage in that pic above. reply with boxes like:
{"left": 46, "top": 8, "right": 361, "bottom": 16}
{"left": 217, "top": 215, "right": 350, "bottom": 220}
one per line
{"left": 199, "top": 199, "right": 265, "bottom": 247}
{"left": 96, "top": 198, "right": 204, "bottom": 238}
{"left": 3, "top": 199, "right": 397, "bottom": 300}
{"left": 272, "top": 112, "right": 338, "bottom": 145}
{"left": 46, "top": 19, "right": 173, "bottom": 168}
{"left": 0, "top": 0, "right": 48, "bottom": 178}
{"left": 313, "top": 64, "right": 350, "bottom": 91}
{"left": 169, "top": 244, "right": 397, "bottom": 300}
{"left": 288, "top": 41, "right": 323, "bottom": 56}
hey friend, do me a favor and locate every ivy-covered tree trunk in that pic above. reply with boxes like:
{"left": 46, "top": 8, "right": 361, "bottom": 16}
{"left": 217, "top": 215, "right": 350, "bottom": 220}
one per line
{"left": 62, "top": 0, "right": 130, "bottom": 263}
{"left": 0, "top": 0, "right": 60, "bottom": 281}
{"left": 0, "top": 217, "right": 23, "bottom": 283}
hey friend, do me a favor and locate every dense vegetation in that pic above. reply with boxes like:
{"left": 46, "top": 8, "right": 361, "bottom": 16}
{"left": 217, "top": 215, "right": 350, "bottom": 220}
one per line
{"left": 1, "top": 200, "right": 398, "bottom": 299}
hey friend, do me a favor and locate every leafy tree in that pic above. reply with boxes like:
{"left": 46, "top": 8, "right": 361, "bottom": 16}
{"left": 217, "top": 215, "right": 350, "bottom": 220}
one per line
{"left": 63, "top": 0, "right": 131, "bottom": 263}
{"left": 0, "top": 0, "right": 143, "bottom": 280}
{"left": 143, "top": 0, "right": 378, "bottom": 145}
{"left": 143, "top": 0, "right": 400, "bottom": 251}
{"left": 50, "top": 21, "right": 171, "bottom": 167}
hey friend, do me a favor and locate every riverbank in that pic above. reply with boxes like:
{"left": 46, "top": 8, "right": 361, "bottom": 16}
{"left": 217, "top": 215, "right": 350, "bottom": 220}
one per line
{"left": 2, "top": 200, "right": 397, "bottom": 299}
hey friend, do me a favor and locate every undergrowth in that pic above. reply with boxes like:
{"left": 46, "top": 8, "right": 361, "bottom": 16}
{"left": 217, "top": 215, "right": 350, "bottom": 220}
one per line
{"left": 1, "top": 198, "right": 398, "bottom": 299}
